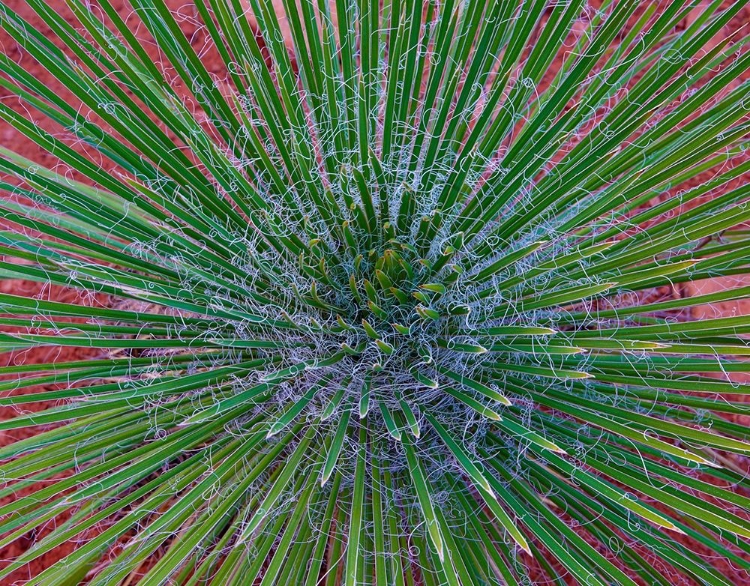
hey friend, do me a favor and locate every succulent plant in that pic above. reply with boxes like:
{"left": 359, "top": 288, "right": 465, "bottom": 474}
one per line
{"left": 0, "top": 0, "right": 749, "bottom": 584}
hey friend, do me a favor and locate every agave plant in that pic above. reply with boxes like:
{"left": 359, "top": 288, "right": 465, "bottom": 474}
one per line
{"left": 0, "top": 0, "right": 749, "bottom": 583}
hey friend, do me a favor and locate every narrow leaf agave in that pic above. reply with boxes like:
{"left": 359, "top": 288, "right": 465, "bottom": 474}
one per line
{"left": 0, "top": 0, "right": 749, "bottom": 584}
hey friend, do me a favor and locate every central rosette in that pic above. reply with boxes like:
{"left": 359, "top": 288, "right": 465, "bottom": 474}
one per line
{"left": 337, "top": 237, "right": 464, "bottom": 374}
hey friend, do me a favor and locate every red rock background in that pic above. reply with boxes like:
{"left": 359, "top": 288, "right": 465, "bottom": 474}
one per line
{"left": 0, "top": 1, "right": 748, "bottom": 583}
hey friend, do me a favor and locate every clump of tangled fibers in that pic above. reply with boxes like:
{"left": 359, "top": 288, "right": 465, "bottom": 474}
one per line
{"left": 0, "top": 0, "right": 749, "bottom": 584}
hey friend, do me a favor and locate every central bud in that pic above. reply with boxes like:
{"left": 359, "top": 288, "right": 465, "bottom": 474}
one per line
{"left": 330, "top": 232, "right": 467, "bottom": 395}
